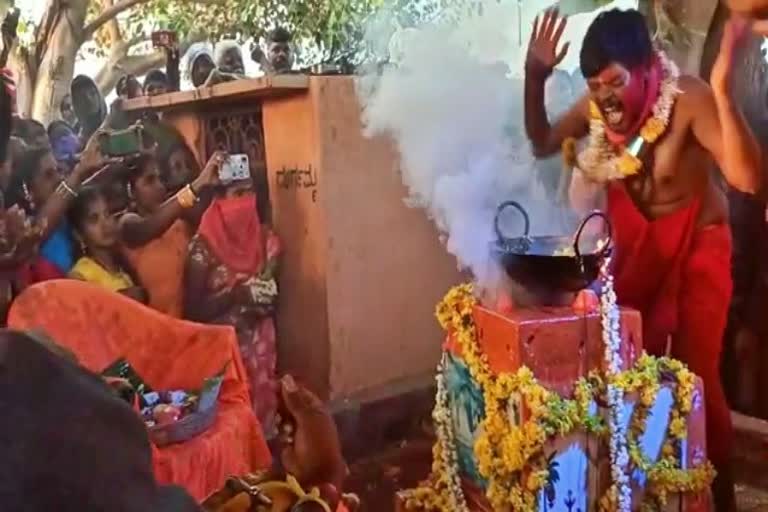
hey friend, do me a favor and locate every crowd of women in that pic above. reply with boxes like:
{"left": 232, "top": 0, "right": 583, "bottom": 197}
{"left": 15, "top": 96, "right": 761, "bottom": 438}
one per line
{"left": 0, "top": 29, "right": 297, "bottom": 433}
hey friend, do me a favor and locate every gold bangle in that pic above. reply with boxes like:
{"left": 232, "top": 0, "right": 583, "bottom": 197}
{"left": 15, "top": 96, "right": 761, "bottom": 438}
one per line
{"left": 176, "top": 184, "right": 197, "bottom": 209}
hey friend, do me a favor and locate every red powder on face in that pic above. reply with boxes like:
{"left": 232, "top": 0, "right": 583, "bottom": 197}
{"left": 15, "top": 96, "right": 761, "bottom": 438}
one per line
{"left": 604, "top": 56, "right": 662, "bottom": 146}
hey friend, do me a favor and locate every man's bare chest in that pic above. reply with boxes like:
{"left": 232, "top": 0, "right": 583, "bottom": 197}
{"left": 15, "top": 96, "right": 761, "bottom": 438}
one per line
{"left": 622, "top": 124, "right": 709, "bottom": 206}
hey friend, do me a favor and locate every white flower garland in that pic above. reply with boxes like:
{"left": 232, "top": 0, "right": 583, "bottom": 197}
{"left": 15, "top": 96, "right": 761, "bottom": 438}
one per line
{"left": 434, "top": 355, "right": 470, "bottom": 512}
{"left": 599, "top": 256, "right": 632, "bottom": 512}
{"left": 576, "top": 51, "right": 681, "bottom": 183}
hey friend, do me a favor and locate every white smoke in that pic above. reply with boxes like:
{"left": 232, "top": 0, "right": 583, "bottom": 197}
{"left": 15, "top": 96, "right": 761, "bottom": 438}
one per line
{"left": 357, "top": 0, "right": 583, "bottom": 291}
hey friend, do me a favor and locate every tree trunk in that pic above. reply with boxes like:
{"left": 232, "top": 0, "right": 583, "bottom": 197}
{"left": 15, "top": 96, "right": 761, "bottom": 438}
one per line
{"left": 95, "top": 48, "right": 167, "bottom": 96}
{"left": 642, "top": 0, "right": 718, "bottom": 76}
{"left": 9, "top": 49, "right": 36, "bottom": 118}
{"left": 29, "top": 0, "right": 89, "bottom": 124}
{"left": 94, "top": 35, "right": 203, "bottom": 96}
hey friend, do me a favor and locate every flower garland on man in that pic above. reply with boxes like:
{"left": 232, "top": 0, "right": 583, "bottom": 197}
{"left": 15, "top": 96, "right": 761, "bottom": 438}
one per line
{"left": 524, "top": 7, "right": 762, "bottom": 511}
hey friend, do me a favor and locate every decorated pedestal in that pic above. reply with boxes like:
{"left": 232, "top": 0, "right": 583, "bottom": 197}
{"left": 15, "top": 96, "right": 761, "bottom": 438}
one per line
{"left": 398, "top": 286, "right": 714, "bottom": 512}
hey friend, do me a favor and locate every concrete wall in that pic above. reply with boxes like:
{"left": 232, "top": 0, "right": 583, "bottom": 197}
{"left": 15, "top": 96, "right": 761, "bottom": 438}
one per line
{"left": 311, "top": 78, "right": 461, "bottom": 400}
{"left": 139, "top": 76, "right": 462, "bottom": 402}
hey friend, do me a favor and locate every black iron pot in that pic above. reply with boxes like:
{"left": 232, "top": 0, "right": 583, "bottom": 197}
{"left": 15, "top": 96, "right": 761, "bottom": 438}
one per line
{"left": 491, "top": 201, "right": 612, "bottom": 294}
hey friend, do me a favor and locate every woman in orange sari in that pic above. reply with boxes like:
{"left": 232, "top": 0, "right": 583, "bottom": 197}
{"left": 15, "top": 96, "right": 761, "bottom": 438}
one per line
{"left": 121, "top": 152, "right": 220, "bottom": 317}
{"left": 184, "top": 174, "right": 280, "bottom": 432}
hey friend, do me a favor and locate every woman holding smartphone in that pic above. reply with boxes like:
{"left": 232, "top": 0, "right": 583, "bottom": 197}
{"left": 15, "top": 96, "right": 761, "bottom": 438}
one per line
{"left": 119, "top": 151, "right": 222, "bottom": 317}
{"left": 184, "top": 159, "right": 281, "bottom": 433}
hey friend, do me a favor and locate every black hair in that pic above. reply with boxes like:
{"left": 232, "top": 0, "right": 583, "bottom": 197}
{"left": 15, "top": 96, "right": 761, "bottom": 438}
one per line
{"left": 67, "top": 185, "right": 106, "bottom": 233}
{"left": 0, "top": 331, "right": 202, "bottom": 512}
{"left": 0, "top": 77, "right": 11, "bottom": 165}
{"left": 7, "top": 147, "right": 53, "bottom": 212}
{"left": 144, "top": 70, "right": 168, "bottom": 88}
{"left": 71, "top": 75, "right": 98, "bottom": 95}
{"left": 157, "top": 142, "right": 199, "bottom": 182}
{"left": 47, "top": 120, "right": 72, "bottom": 140}
{"left": 125, "top": 154, "right": 156, "bottom": 186}
{"left": 268, "top": 27, "right": 292, "bottom": 44}
{"left": 116, "top": 74, "right": 137, "bottom": 96}
{"left": 12, "top": 118, "right": 47, "bottom": 146}
{"left": 579, "top": 9, "right": 653, "bottom": 79}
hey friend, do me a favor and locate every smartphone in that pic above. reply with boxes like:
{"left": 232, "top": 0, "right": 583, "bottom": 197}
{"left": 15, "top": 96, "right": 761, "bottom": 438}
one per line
{"left": 99, "top": 127, "right": 143, "bottom": 157}
{"left": 219, "top": 154, "right": 250, "bottom": 183}
{"left": 151, "top": 30, "right": 177, "bottom": 49}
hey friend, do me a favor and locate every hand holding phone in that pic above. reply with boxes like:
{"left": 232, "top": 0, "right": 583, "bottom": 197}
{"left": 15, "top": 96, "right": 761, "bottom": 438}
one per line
{"left": 98, "top": 126, "right": 143, "bottom": 157}
{"left": 151, "top": 30, "right": 178, "bottom": 50}
{"left": 218, "top": 154, "right": 250, "bottom": 183}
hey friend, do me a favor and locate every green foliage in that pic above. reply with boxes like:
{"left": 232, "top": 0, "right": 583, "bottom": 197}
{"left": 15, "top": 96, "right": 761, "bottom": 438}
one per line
{"left": 91, "top": 0, "right": 388, "bottom": 66}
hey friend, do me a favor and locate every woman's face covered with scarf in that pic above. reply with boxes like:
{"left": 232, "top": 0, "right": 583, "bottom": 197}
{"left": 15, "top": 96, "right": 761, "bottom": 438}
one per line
{"left": 192, "top": 53, "right": 216, "bottom": 87}
{"left": 0, "top": 331, "right": 202, "bottom": 512}
{"left": 217, "top": 45, "right": 245, "bottom": 75}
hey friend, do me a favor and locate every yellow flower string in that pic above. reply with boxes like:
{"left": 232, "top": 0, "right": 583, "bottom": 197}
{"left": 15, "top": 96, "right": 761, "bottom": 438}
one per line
{"left": 401, "top": 284, "right": 715, "bottom": 511}
{"left": 576, "top": 51, "right": 680, "bottom": 182}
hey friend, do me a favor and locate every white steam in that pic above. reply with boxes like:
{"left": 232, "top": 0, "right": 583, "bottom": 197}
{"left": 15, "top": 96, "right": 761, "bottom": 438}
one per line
{"left": 357, "top": 0, "right": 583, "bottom": 291}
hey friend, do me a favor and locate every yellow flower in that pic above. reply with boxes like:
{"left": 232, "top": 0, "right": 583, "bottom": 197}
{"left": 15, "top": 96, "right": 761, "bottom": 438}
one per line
{"left": 617, "top": 151, "right": 642, "bottom": 176}
{"left": 526, "top": 470, "right": 549, "bottom": 492}
{"left": 562, "top": 137, "right": 577, "bottom": 168}
{"left": 669, "top": 415, "right": 687, "bottom": 440}
{"left": 590, "top": 101, "right": 602, "bottom": 120}
{"left": 639, "top": 117, "right": 666, "bottom": 142}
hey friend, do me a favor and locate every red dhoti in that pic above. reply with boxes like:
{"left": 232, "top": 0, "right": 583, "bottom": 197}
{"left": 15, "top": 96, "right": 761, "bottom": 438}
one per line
{"left": 607, "top": 184, "right": 733, "bottom": 469}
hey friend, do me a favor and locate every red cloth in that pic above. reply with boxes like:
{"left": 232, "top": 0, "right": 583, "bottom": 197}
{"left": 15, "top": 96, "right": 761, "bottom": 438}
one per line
{"left": 607, "top": 183, "right": 733, "bottom": 467}
{"left": 198, "top": 194, "right": 264, "bottom": 275}
{"left": 7, "top": 279, "right": 273, "bottom": 501}
{"left": 17, "top": 257, "right": 65, "bottom": 288}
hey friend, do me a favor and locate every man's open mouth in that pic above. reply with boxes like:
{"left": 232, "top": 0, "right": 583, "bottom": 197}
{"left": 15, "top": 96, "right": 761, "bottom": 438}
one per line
{"left": 601, "top": 103, "right": 624, "bottom": 127}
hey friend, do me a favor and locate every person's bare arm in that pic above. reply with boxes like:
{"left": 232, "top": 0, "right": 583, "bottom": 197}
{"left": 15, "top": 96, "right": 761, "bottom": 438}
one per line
{"left": 694, "top": 19, "right": 763, "bottom": 194}
{"left": 119, "top": 151, "right": 224, "bottom": 248}
{"left": 119, "top": 201, "right": 188, "bottom": 248}
{"left": 524, "top": 8, "right": 589, "bottom": 158}
{"left": 525, "top": 88, "right": 590, "bottom": 158}
{"left": 35, "top": 137, "right": 112, "bottom": 240}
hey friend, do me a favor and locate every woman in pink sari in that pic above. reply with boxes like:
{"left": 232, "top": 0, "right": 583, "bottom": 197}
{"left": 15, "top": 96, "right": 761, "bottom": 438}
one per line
{"left": 183, "top": 173, "right": 280, "bottom": 432}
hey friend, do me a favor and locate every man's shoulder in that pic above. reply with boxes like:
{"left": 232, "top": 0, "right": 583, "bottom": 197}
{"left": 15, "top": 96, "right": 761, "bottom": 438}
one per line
{"left": 673, "top": 75, "right": 714, "bottom": 117}
{"left": 677, "top": 74, "right": 712, "bottom": 101}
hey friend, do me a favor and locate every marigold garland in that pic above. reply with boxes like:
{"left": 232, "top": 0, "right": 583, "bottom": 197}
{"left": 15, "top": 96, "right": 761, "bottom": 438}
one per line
{"left": 571, "top": 50, "right": 681, "bottom": 183}
{"left": 400, "top": 284, "right": 715, "bottom": 511}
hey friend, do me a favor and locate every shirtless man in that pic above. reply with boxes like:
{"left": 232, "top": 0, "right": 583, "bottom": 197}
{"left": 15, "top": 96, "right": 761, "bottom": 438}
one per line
{"left": 524, "top": 8, "right": 761, "bottom": 510}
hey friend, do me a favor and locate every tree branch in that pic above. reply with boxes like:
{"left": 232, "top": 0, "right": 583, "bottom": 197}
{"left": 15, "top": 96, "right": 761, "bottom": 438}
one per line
{"left": 83, "top": 0, "right": 226, "bottom": 39}
{"left": 94, "top": 34, "right": 203, "bottom": 94}
{"left": 83, "top": 0, "right": 150, "bottom": 39}
{"left": 102, "top": 0, "right": 124, "bottom": 45}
